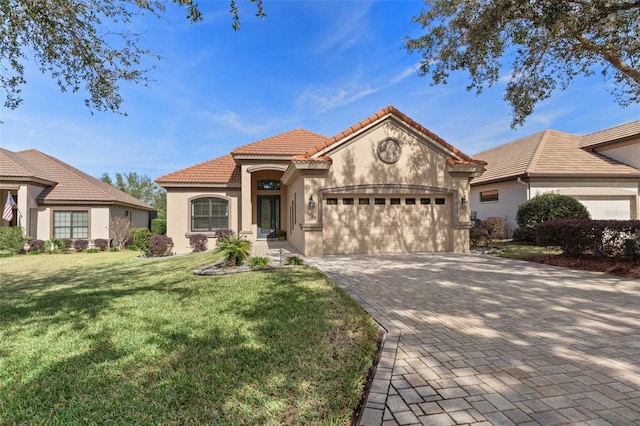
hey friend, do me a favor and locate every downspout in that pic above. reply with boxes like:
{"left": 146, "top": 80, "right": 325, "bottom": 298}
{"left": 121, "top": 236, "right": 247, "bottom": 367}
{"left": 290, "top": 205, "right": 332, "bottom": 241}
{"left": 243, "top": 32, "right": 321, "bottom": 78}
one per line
{"left": 517, "top": 177, "right": 530, "bottom": 200}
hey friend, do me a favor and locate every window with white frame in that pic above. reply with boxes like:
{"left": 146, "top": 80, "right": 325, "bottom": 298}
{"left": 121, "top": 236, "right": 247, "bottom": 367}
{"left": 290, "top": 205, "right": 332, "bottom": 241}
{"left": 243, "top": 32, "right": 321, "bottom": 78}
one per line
{"left": 53, "top": 210, "right": 89, "bottom": 239}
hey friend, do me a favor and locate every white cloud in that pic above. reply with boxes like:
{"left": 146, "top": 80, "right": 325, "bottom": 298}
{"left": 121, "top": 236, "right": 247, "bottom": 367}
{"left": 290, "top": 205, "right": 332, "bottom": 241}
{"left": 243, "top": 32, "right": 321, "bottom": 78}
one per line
{"left": 295, "top": 84, "right": 379, "bottom": 114}
{"left": 313, "top": 3, "right": 374, "bottom": 53}
{"left": 389, "top": 64, "right": 420, "bottom": 85}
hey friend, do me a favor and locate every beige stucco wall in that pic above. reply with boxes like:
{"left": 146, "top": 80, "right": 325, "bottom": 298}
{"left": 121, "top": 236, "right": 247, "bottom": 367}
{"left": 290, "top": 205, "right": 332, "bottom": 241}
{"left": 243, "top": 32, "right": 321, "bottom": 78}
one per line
{"left": 596, "top": 139, "right": 640, "bottom": 169}
{"left": 32, "top": 205, "right": 111, "bottom": 241}
{"left": 471, "top": 180, "right": 528, "bottom": 235}
{"left": 471, "top": 178, "right": 640, "bottom": 234}
{"left": 166, "top": 188, "right": 240, "bottom": 254}
{"left": 300, "top": 119, "right": 473, "bottom": 254}
{"left": 284, "top": 175, "right": 306, "bottom": 252}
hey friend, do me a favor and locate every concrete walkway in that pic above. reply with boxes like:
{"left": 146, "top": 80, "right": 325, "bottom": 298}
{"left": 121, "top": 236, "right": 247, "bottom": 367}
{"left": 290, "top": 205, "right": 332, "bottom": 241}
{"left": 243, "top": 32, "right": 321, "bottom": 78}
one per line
{"left": 310, "top": 253, "right": 640, "bottom": 426}
{"left": 251, "top": 239, "right": 304, "bottom": 266}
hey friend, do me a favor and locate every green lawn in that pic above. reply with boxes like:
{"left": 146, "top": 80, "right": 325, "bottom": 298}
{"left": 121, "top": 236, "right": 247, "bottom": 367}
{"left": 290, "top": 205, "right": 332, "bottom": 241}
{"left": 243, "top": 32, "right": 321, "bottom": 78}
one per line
{"left": 0, "top": 251, "right": 379, "bottom": 425}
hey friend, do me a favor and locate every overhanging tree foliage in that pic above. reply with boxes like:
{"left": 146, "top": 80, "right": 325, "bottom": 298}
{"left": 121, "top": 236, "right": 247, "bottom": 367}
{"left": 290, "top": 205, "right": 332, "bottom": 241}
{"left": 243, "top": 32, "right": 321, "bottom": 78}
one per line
{"left": 0, "top": 0, "right": 264, "bottom": 113}
{"left": 407, "top": 0, "right": 640, "bottom": 127}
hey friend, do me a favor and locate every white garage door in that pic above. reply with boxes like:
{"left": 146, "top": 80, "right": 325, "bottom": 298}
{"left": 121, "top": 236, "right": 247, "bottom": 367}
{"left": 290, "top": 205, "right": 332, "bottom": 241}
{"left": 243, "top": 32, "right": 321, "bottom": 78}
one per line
{"left": 576, "top": 197, "right": 631, "bottom": 220}
{"left": 323, "top": 194, "right": 452, "bottom": 254}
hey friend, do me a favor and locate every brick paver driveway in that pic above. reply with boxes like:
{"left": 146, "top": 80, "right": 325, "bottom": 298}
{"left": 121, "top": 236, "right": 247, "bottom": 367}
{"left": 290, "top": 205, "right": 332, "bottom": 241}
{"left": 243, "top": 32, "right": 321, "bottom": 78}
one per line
{"left": 310, "top": 253, "right": 640, "bottom": 426}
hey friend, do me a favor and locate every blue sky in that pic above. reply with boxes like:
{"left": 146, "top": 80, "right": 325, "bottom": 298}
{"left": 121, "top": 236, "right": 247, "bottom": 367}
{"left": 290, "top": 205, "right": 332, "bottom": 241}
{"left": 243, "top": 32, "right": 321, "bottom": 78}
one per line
{"left": 2, "top": 0, "right": 639, "bottom": 181}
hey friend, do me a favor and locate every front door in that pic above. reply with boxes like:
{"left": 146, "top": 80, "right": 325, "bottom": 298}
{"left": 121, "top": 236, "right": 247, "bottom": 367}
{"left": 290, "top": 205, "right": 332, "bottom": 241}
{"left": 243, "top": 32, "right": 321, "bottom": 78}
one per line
{"left": 257, "top": 195, "right": 280, "bottom": 239}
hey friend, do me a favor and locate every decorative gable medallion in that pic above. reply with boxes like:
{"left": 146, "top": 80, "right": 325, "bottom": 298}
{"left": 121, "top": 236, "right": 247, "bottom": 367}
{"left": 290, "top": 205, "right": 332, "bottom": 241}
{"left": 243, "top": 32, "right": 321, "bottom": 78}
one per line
{"left": 377, "top": 138, "right": 402, "bottom": 164}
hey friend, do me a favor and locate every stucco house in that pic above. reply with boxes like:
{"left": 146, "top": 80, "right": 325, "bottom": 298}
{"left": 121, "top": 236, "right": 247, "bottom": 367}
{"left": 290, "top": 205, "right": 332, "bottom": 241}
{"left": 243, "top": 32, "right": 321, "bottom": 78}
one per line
{"left": 470, "top": 121, "right": 640, "bottom": 235}
{"left": 0, "top": 148, "right": 153, "bottom": 244}
{"left": 156, "top": 106, "right": 486, "bottom": 256}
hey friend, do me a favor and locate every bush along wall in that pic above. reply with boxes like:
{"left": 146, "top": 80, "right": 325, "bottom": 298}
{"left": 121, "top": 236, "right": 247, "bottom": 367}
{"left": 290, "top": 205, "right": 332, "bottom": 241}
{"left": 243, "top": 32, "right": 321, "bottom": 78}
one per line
{"left": 0, "top": 227, "right": 25, "bottom": 254}
{"left": 150, "top": 219, "right": 167, "bottom": 235}
{"left": 536, "top": 219, "right": 640, "bottom": 259}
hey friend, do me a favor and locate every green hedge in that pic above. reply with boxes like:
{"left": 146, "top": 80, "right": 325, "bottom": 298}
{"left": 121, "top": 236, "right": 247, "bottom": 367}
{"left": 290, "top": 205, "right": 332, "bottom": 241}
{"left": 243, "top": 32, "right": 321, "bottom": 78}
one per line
{"left": 536, "top": 219, "right": 640, "bottom": 259}
{"left": 150, "top": 219, "right": 167, "bottom": 235}
{"left": 0, "top": 227, "right": 25, "bottom": 254}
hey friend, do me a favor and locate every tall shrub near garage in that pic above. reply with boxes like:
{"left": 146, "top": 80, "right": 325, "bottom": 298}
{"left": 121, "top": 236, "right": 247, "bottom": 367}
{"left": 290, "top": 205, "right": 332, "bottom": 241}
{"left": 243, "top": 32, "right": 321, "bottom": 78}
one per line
{"left": 517, "top": 193, "right": 590, "bottom": 230}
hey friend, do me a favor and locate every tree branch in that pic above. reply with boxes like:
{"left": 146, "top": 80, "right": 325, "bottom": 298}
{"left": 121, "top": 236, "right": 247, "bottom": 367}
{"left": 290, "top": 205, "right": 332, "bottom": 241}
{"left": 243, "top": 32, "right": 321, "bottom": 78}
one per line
{"left": 578, "top": 35, "right": 640, "bottom": 84}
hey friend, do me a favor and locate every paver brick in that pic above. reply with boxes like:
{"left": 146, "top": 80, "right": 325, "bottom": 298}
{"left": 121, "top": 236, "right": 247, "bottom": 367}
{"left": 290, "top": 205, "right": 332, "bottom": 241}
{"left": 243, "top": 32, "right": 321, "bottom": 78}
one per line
{"left": 313, "top": 254, "right": 640, "bottom": 426}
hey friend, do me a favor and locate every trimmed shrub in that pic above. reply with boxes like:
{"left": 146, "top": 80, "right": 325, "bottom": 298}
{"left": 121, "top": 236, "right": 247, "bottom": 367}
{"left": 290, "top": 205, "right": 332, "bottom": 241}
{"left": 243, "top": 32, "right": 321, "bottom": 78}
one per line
{"left": 150, "top": 218, "right": 167, "bottom": 235}
{"left": 517, "top": 193, "right": 590, "bottom": 229}
{"left": 624, "top": 239, "right": 640, "bottom": 261}
{"left": 215, "top": 233, "right": 250, "bottom": 266}
{"left": 149, "top": 235, "right": 174, "bottom": 257}
{"left": 0, "top": 226, "right": 25, "bottom": 254}
{"left": 480, "top": 217, "right": 506, "bottom": 241}
{"left": 512, "top": 227, "right": 536, "bottom": 242}
{"left": 94, "top": 238, "right": 109, "bottom": 251}
{"left": 62, "top": 239, "right": 74, "bottom": 250}
{"left": 536, "top": 219, "right": 593, "bottom": 255}
{"left": 73, "top": 239, "right": 90, "bottom": 252}
{"left": 28, "top": 239, "right": 45, "bottom": 253}
{"left": 248, "top": 256, "right": 270, "bottom": 267}
{"left": 469, "top": 226, "right": 490, "bottom": 248}
{"left": 130, "top": 228, "right": 151, "bottom": 255}
{"left": 189, "top": 234, "right": 208, "bottom": 253}
{"left": 536, "top": 219, "right": 640, "bottom": 258}
{"left": 286, "top": 256, "right": 304, "bottom": 265}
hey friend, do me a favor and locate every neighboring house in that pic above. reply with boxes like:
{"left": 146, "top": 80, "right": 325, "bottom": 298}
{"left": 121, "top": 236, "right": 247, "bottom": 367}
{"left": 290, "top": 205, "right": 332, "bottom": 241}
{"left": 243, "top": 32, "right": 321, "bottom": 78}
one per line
{"left": 156, "top": 106, "right": 486, "bottom": 256}
{"left": 0, "top": 148, "right": 153, "bottom": 244}
{"left": 470, "top": 121, "right": 640, "bottom": 235}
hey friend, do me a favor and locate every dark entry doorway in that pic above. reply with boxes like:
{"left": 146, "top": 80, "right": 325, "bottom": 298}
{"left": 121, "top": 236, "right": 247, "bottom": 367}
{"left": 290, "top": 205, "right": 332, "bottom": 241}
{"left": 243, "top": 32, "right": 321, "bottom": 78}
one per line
{"left": 257, "top": 195, "right": 280, "bottom": 239}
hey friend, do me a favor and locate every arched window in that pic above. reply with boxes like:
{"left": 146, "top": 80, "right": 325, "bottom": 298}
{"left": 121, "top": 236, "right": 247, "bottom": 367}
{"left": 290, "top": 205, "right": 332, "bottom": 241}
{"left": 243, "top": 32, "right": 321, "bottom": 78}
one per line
{"left": 191, "top": 197, "right": 228, "bottom": 232}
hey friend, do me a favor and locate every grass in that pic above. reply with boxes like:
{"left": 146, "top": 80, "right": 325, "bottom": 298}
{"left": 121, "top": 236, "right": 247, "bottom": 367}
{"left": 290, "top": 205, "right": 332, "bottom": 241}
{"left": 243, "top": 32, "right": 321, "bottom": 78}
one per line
{"left": 489, "top": 242, "right": 640, "bottom": 279}
{"left": 0, "top": 251, "right": 380, "bottom": 425}
{"left": 491, "top": 242, "right": 562, "bottom": 259}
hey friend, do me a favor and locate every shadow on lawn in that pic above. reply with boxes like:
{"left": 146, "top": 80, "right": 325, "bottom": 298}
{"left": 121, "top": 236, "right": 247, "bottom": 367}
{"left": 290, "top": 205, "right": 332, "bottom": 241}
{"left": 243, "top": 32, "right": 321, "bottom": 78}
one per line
{"left": 1, "top": 259, "right": 376, "bottom": 424}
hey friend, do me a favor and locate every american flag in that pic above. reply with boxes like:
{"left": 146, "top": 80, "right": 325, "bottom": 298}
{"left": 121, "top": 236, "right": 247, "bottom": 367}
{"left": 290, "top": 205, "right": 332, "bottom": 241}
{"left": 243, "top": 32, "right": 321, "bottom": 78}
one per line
{"left": 2, "top": 193, "right": 15, "bottom": 222}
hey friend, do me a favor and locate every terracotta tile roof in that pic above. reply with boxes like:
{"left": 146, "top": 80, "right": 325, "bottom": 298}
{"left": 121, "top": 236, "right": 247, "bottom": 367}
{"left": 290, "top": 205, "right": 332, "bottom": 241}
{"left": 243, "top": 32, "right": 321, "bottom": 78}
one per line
{"left": 290, "top": 155, "right": 333, "bottom": 163}
{"left": 0, "top": 148, "right": 55, "bottom": 182}
{"left": 156, "top": 154, "right": 241, "bottom": 184}
{"left": 580, "top": 120, "right": 640, "bottom": 149}
{"left": 9, "top": 149, "right": 153, "bottom": 209}
{"left": 304, "top": 105, "right": 485, "bottom": 166}
{"left": 471, "top": 129, "right": 640, "bottom": 185}
{"left": 231, "top": 129, "right": 331, "bottom": 156}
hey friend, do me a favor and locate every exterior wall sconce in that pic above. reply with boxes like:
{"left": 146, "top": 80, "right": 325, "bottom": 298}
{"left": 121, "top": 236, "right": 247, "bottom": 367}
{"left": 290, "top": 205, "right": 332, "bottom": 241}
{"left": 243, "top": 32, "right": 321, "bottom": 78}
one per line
{"left": 307, "top": 195, "right": 316, "bottom": 217}
{"left": 461, "top": 196, "right": 468, "bottom": 209}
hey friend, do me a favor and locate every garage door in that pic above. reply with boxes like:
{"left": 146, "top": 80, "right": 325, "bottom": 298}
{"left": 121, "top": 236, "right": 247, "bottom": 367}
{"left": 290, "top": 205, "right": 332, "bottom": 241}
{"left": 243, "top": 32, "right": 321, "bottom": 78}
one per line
{"left": 323, "top": 194, "right": 451, "bottom": 254}
{"left": 576, "top": 197, "right": 631, "bottom": 220}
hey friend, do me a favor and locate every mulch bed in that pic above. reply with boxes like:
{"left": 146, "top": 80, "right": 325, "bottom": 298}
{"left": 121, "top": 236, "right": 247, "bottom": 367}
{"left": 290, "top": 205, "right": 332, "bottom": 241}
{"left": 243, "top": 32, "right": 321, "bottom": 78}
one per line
{"left": 524, "top": 254, "right": 640, "bottom": 279}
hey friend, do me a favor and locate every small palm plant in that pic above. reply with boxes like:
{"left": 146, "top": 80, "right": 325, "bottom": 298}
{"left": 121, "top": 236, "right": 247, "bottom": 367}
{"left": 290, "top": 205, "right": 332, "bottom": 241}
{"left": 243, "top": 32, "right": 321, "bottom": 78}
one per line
{"left": 215, "top": 233, "right": 251, "bottom": 267}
